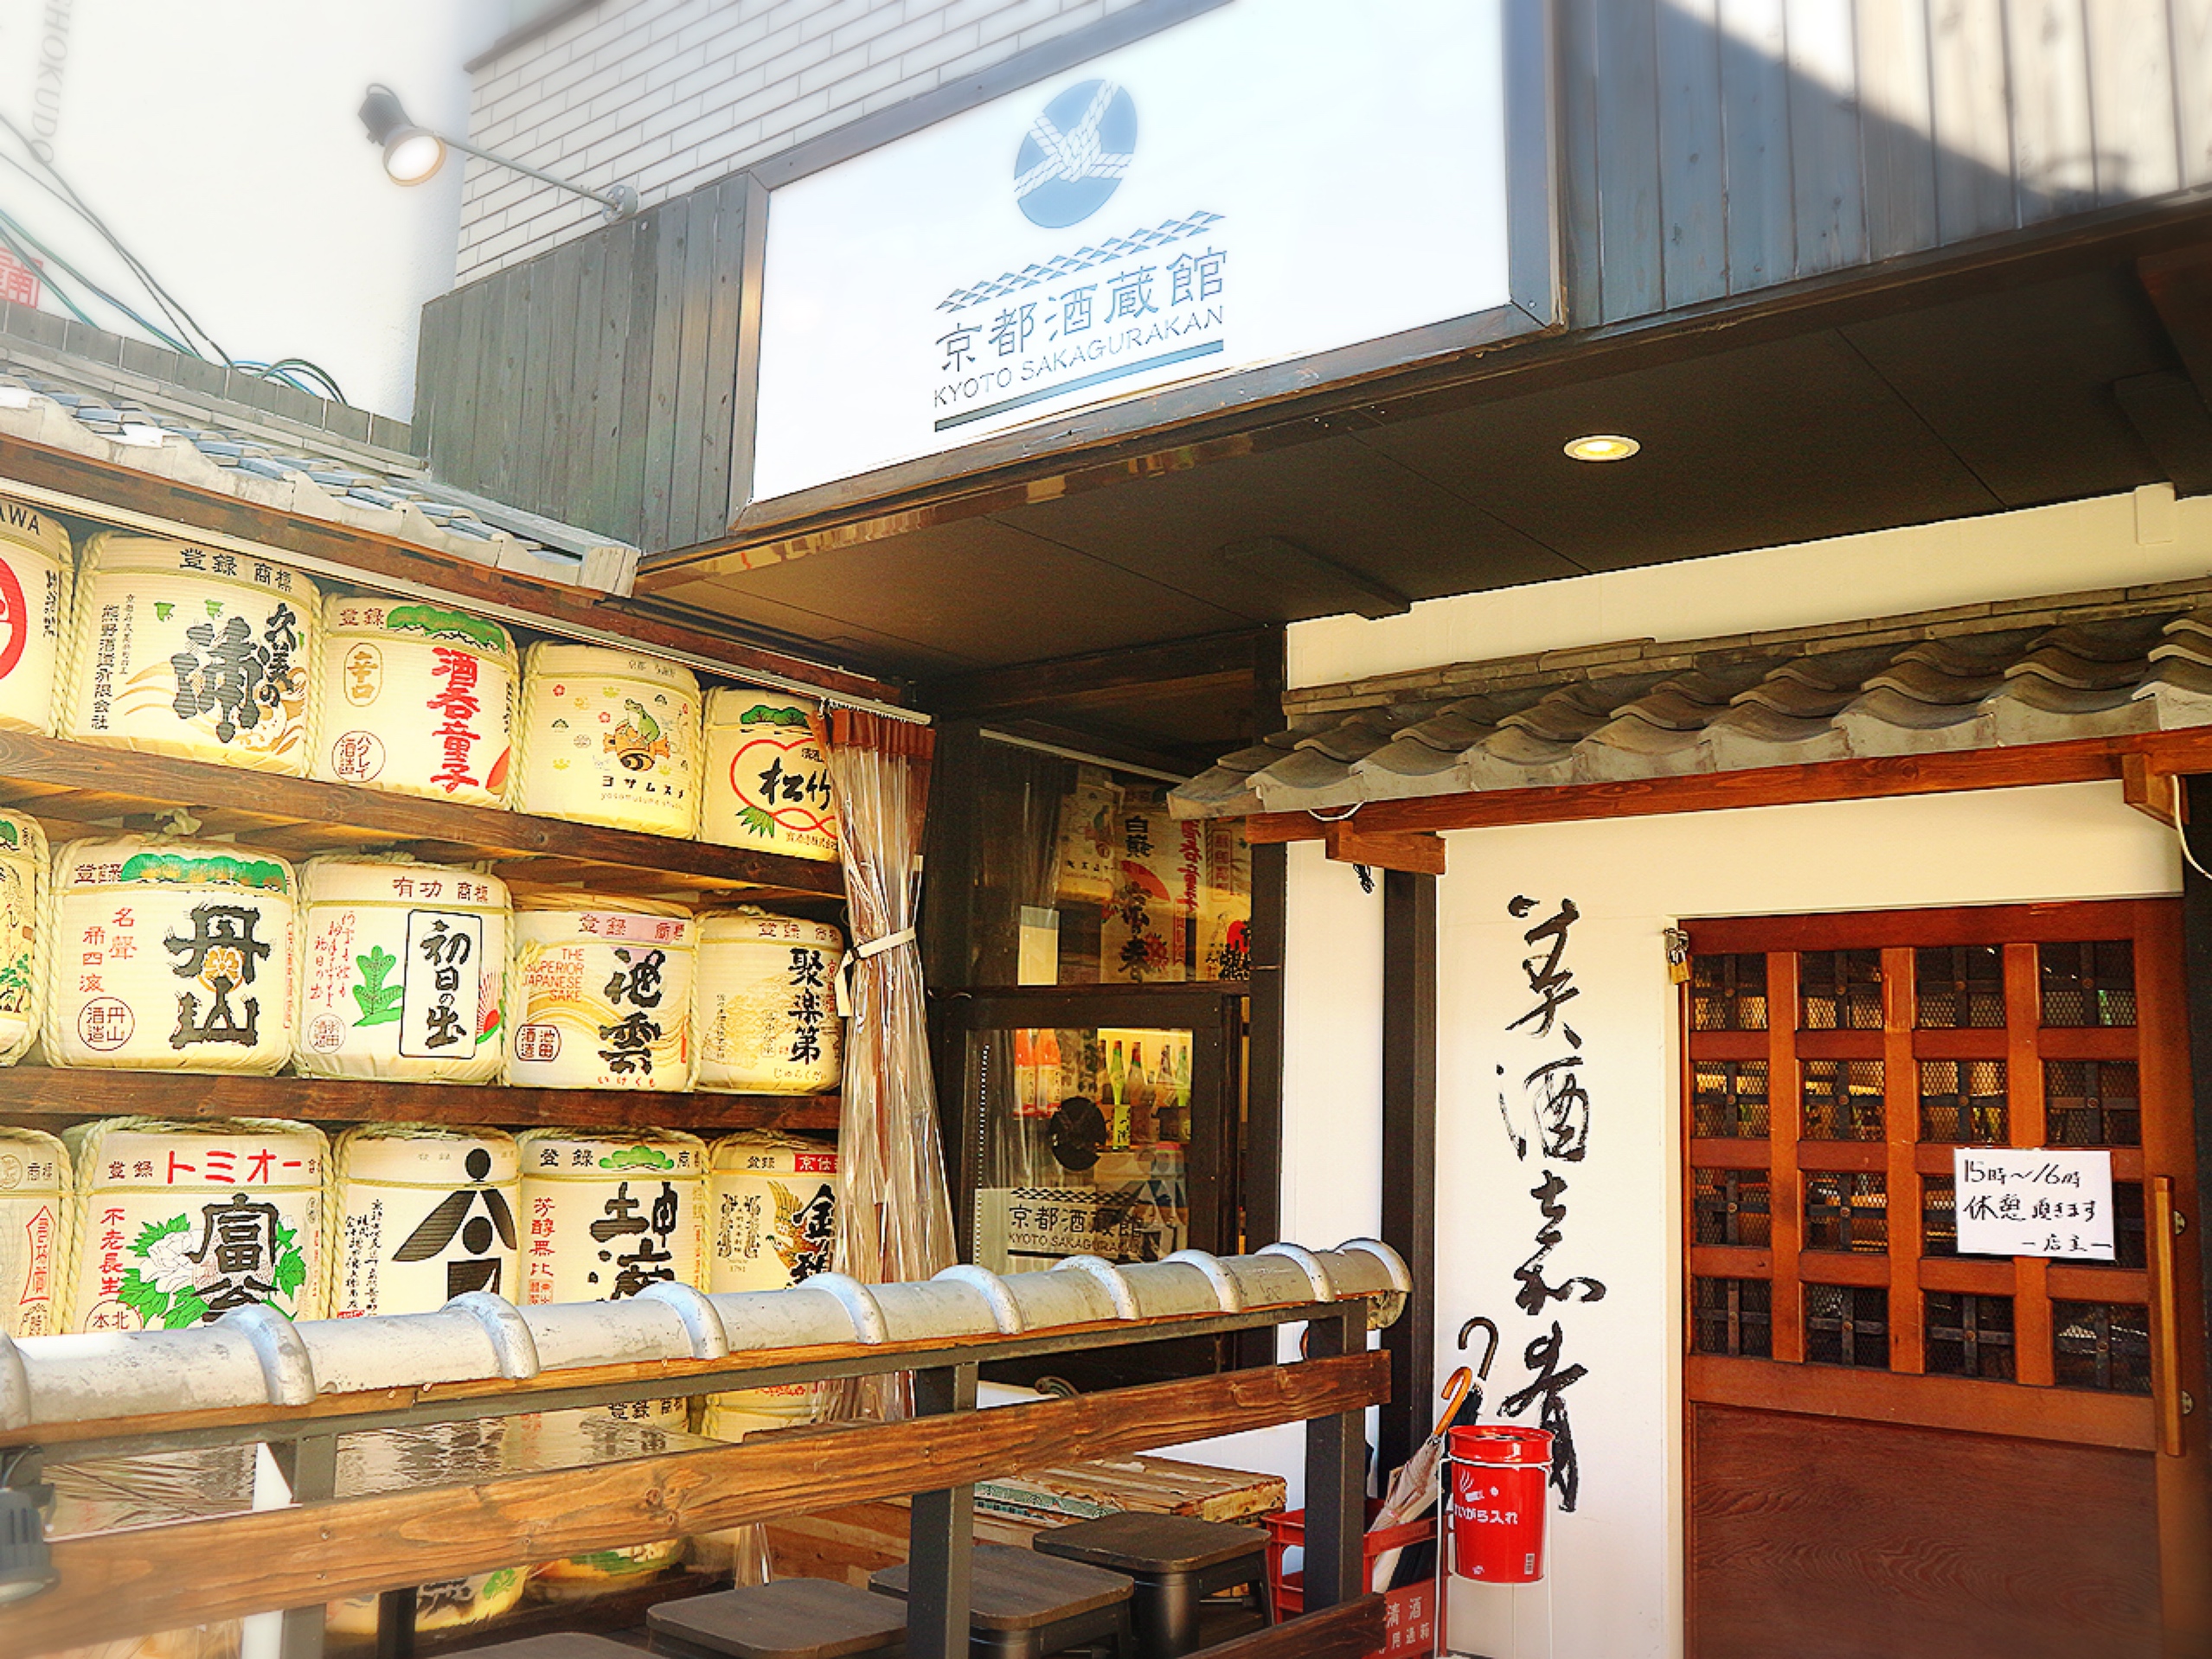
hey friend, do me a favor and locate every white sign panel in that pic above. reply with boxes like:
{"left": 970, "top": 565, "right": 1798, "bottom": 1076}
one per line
{"left": 400, "top": 908, "right": 483, "bottom": 1061}
{"left": 753, "top": 0, "right": 1510, "bottom": 501}
{"left": 1952, "top": 1148, "right": 2114, "bottom": 1259}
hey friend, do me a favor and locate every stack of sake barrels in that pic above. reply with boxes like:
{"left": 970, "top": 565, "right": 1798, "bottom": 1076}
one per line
{"left": 0, "top": 495, "right": 862, "bottom": 1621}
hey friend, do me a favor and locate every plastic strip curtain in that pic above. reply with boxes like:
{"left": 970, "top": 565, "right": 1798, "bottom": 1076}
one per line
{"left": 824, "top": 708, "right": 956, "bottom": 1421}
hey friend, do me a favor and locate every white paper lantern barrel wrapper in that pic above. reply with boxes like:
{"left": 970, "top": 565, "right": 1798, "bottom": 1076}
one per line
{"left": 60, "top": 1116, "right": 328, "bottom": 1333}
{"left": 0, "top": 492, "right": 72, "bottom": 734}
{"left": 329, "top": 1125, "right": 521, "bottom": 1318}
{"left": 514, "top": 643, "right": 701, "bottom": 838}
{"left": 0, "top": 1124, "right": 67, "bottom": 1336}
{"left": 508, "top": 893, "right": 695, "bottom": 1091}
{"left": 314, "top": 595, "right": 517, "bottom": 807}
{"left": 46, "top": 836, "right": 298, "bottom": 1073}
{"left": 0, "top": 809, "right": 46, "bottom": 1065}
{"left": 297, "top": 857, "right": 510, "bottom": 1083}
{"left": 699, "top": 688, "right": 838, "bottom": 861}
{"left": 694, "top": 907, "right": 844, "bottom": 1095}
{"left": 60, "top": 531, "right": 317, "bottom": 774}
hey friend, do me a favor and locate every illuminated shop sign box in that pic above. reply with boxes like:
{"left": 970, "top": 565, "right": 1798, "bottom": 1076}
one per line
{"left": 751, "top": 0, "right": 1530, "bottom": 502}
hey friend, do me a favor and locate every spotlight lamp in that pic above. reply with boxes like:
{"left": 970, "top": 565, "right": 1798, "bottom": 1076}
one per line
{"left": 1563, "top": 433, "right": 1641, "bottom": 463}
{"left": 358, "top": 84, "right": 638, "bottom": 220}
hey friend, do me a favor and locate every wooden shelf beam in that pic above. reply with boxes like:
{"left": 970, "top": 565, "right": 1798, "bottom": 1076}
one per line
{"left": 0, "top": 730, "right": 845, "bottom": 903}
{"left": 0, "top": 1066, "right": 840, "bottom": 1134}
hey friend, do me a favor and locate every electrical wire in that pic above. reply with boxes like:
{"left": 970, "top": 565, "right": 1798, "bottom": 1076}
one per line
{"left": 0, "top": 203, "right": 196, "bottom": 354}
{"left": 2175, "top": 802, "right": 2210, "bottom": 881}
{"left": 0, "top": 110, "right": 231, "bottom": 363}
{"left": 0, "top": 144, "right": 207, "bottom": 358}
{"left": 0, "top": 208, "right": 93, "bottom": 330}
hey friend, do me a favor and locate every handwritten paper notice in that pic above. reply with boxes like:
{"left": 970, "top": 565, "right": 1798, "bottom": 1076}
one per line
{"left": 1953, "top": 1148, "right": 2114, "bottom": 1259}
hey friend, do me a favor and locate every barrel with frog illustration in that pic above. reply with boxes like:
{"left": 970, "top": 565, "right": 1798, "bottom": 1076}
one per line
{"left": 513, "top": 644, "right": 700, "bottom": 838}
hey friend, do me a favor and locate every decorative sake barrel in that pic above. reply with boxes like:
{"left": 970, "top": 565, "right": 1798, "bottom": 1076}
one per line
{"left": 297, "top": 858, "right": 510, "bottom": 1083}
{"left": 0, "top": 1124, "right": 66, "bottom": 1336}
{"left": 513, "top": 644, "right": 700, "bottom": 838}
{"left": 314, "top": 595, "right": 516, "bottom": 808}
{"left": 328, "top": 1566, "right": 528, "bottom": 1639}
{"left": 699, "top": 688, "right": 838, "bottom": 861}
{"left": 60, "top": 531, "right": 317, "bottom": 773}
{"left": 330, "top": 1125, "right": 521, "bottom": 1317}
{"left": 516, "top": 1127, "right": 706, "bottom": 1592}
{"left": 61, "top": 1117, "right": 326, "bottom": 1332}
{"left": 0, "top": 810, "right": 45, "bottom": 1066}
{"left": 0, "top": 492, "right": 71, "bottom": 734}
{"left": 513, "top": 1129, "right": 707, "bottom": 1306}
{"left": 707, "top": 1131, "right": 838, "bottom": 1293}
{"left": 696, "top": 1129, "right": 837, "bottom": 1576}
{"left": 509, "top": 894, "right": 694, "bottom": 1091}
{"left": 694, "top": 908, "right": 844, "bottom": 1095}
{"left": 46, "top": 837, "right": 297, "bottom": 1073}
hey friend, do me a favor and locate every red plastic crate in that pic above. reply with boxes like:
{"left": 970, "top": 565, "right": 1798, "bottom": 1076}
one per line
{"left": 1265, "top": 1502, "right": 1437, "bottom": 1659}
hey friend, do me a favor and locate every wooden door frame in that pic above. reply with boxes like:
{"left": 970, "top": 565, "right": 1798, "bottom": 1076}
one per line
{"left": 1677, "top": 898, "right": 2212, "bottom": 1653}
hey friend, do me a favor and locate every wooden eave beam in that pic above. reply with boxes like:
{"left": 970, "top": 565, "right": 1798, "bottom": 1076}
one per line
{"left": 1323, "top": 818, "right": 1446, "bottom": 874}
{"left": 0, "top": 431, "right": 901, "bottom": 702}
{"left": 1243, "top": 727, "right": 2212, "bottom": 842}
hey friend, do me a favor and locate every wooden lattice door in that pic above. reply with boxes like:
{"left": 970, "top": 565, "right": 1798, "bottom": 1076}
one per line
{"left": 1682, "top": 901, "right": 2210, "bottom": 1659}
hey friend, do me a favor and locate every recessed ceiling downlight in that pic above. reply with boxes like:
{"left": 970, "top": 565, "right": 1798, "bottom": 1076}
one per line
{"left": 1563, "top": 433, "right": 1640, "bottom": 462}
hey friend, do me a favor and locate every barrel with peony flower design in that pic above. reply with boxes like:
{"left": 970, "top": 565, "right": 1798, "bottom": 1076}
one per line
{"left": 61, "top": 1117, "right": 326, "bottom": 1332}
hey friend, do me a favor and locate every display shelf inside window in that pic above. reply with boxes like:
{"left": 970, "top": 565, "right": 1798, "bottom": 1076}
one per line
{"left": 970, "top": 1021, "right": 1193, "bottom": 1272}
{"left": 940, "top": 744, "right": 1251, "bottom": 988}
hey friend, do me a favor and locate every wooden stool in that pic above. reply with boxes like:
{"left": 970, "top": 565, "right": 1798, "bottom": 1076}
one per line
{"left": 870, "top": 1542, "right": 1133, "bottom": 1658}
{"left": 457, "top": 1637, "right": 646, "bottom": 1659}
{"left": 1032, "top": 1514, "right": 1269, "bottom": 1658}
{"left": 647, "top": 1578, "right": 908, "bottom": 1658}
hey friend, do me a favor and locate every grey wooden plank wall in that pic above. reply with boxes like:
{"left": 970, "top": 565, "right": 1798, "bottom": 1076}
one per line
{"left": 414, "top": 172, "right": 749, "bottom": 552}
{"left": 1560, "top": 0, "right": 2212, "bottom": 327}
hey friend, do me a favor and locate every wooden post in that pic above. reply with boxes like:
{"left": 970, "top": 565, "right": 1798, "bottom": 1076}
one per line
{"left": 1241, "top": 839, "right": 1289, "bottom": 1369}
{"left": 1379, "top": 869, "right": 1438, "bottom": 1477}
{"left": 274, "top": 1434, "right": 338, "bottom": 1659}
{"left": 2177, "top": 778, "right": 2212, "bottom": 1423}
{"left": 906, "top": 1362, "right": 979, "bottom": 1659}
{"left": 1303, "top": 1305, "right": 1369, "bottom": 1611}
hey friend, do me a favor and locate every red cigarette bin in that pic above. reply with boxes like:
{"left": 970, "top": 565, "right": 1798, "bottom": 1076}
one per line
{"left": 1446, "top": 1425, "right": 1553, "bottom": 1585}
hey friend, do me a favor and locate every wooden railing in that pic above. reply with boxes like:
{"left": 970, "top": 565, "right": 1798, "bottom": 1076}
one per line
{"left": 2, "top": 1294, "right": 1389, "bottom": 1659}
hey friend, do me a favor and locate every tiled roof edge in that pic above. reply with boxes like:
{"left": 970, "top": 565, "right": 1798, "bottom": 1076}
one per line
{"left": 0, "top": 303, "right": 416, "bottom": 462}
{"left": 1284, "top": 580, "right": 2212, "bottom": 716}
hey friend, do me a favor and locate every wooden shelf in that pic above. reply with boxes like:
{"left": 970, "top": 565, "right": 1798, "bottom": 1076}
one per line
{"left": 0, "top": 730, "right": 845, "bottom": 906}
{"left": 0, "top": 1066, "right": 839, "bottom": 1134}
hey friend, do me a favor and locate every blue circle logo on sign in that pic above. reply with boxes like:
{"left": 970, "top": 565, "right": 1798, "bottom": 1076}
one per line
{"left": 1014, "top": 79, "right": 1137, "bottom": 228}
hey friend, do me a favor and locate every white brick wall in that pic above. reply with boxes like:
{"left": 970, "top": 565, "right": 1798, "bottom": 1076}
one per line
{"left": 458, "top": 0, "right": 1147, "bottom": 279}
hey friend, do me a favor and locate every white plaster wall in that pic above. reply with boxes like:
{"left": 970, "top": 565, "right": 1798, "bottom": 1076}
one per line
{"left": 1426, "top": 780, "right": 2177, "bottom": 1659}
{"left": 1289, "top": 486, "right": 2212, "bottom": 690}
{"left": 0, "top": 1, "right": 498, "bottom": 418}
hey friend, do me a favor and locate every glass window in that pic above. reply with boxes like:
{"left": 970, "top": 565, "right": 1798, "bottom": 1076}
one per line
{"left": 937, "top": 743, "right": 1252, "bottom": 987}
{"left": 970, "top": 1023, "right": 1195, "bottom": 1274}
